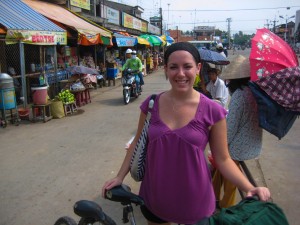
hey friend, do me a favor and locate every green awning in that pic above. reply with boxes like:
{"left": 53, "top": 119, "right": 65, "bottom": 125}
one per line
{"left": 101, "top": 36, "right": 112, "bottom": 46}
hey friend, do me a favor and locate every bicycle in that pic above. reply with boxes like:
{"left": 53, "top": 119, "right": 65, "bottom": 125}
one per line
{"left": 54, "top": 184, "right": 144, "bottom": 225}
{"left": 54, "top": 162, "right": 265, "bottom": 225}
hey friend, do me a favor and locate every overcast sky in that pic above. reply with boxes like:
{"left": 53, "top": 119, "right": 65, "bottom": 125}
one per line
{"left": 111, "top": 0, "right": 300, "bottom": 35}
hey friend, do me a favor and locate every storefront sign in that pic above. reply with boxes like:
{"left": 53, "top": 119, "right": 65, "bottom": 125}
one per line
{"left": 115, "top": 37, "right": 136, "bottom": 47}
{"left": 70, "top": 0, "right": 90, "bottom": 10}
{"left": 123, "top": 13, "right": 142, "bottom": 31}
{"left": 141, "top": 21, "right": 148, "bottom": 33}
{"left": 105, "top": 6, "right": 120, "bottom": 25}
{"left": 194, "top": 26, "right": 215, "bottom": 31}
{"left": 6, "top": 30, "right": 67, "bottom": 45}
{"left": 148, "top": 24, "right": 160, "bottom": 35}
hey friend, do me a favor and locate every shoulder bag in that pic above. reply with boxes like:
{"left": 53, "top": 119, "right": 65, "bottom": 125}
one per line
{"left": 130, "top": 94, "right": 156, "bottom": 182}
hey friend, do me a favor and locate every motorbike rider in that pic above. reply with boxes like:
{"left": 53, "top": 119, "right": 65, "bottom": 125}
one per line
{"left": 122, "top": 50, "right": 144, "bottom": 87}
{"left": 216, "top": 43, "right": 227, "bottom": 72}
{"left": 125, "top": 48, "right": 132, "bottom": 60}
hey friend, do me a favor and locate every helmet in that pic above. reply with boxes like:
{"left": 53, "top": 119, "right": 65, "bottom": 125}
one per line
{"left": 216, "top": 43, "right": 223, "bottom": 49}
{"left": 132, "top": 50, "right": 137, "bottom": 55}
{"left": 126, "top": 49, "right": 132, "bottom": 54}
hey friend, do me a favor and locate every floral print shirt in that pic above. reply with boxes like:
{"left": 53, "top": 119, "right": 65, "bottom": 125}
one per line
{"left": 227, "top": 86, "right": 262, "bottom": 161}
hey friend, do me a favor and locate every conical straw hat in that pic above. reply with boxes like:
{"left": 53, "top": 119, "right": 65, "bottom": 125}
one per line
{"left": 220, "top": 55, "right": 250, "bottom": 80}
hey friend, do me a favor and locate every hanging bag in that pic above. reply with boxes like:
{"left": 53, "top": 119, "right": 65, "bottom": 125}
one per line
{"left": 209, "top": 197, "right": 289, "bottom": 225}
{"left": 130, "top": 94, "right": 156, "bottom": 182}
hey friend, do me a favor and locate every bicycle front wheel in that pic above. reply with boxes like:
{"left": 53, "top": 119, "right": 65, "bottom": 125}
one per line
{"left": 78, "top": 216, "right": 116, "bottom": 225}
{"left": 78, "top": 218, "right": 99, "bottom": 225}
{"left": 54, "top": 216, "right": 77, "bottom": 225}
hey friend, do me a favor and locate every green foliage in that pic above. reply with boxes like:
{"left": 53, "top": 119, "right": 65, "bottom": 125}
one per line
{"left": 233, "top": 31, "right": 253, "bottom": 46}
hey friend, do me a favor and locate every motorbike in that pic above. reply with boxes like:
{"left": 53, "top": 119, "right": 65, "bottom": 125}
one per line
{"left": 121, "top": 68, "right": 142, "bottom": 104}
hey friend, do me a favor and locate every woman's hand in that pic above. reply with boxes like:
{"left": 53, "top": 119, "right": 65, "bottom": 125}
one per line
{"left": 101, "top": 176, "right": 123, "bottom": 198}
{"left": 246, "top": 187, "right": 271, "bottom": 201}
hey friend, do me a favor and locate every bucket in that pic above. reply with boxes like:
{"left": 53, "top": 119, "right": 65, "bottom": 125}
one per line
{"left": 31, "top": 86, "right": 48, "bottom": 105}
{"left": 0, "top": 88, "right": 16, "bottom": 109}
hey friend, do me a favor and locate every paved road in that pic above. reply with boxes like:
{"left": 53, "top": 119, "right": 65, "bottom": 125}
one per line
{"left": 1, "top": 50, "right": 299, "bottom": 225}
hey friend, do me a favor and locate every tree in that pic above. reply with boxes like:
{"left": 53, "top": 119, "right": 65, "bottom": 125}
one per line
{"left": 233, "top": 31, "right": 252, "bottom": 47}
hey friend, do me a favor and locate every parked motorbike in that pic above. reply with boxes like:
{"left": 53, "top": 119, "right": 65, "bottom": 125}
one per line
{"left": 121, "top": 68, "right": 142, "bottom": 104}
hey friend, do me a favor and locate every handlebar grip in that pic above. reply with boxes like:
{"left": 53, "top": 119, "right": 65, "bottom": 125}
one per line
{"left": 245, "top": 195, "right": 259, "bottom": 201}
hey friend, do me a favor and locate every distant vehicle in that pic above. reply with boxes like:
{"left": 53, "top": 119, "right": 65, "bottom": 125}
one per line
{"left": 188, "top": 40, "right": 217, "bottom": 50}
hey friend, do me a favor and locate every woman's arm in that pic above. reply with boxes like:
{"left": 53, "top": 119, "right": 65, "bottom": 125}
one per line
{"left": 102, "top": 111, "right": 147, "bottom": 196}
{"left": 210, "top": 119, "right": 270, "bottom": 201}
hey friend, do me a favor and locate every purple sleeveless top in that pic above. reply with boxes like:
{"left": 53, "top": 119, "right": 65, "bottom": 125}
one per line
{"left": 139, "top": 93, "right": 227, "bottom": 224}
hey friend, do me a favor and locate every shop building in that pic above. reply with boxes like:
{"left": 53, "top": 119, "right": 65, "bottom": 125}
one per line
{"left": 0, "top": 0, "right": 166, "bottom": 113}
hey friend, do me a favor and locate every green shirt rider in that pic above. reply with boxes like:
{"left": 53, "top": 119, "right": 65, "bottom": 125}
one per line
{"left": 122, "top": 50, "right": 144, "bottom": 85}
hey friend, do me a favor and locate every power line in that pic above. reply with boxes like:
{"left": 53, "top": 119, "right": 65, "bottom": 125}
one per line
{"left": 146, "top": 6, "right": 300, "bottom": 12}
{"left": 168, "top": 19, "right": 266, "bottom": 25}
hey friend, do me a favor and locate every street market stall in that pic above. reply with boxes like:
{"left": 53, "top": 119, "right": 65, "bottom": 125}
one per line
{"left": 0, "top": 0, "right": 67, "bottom": 111}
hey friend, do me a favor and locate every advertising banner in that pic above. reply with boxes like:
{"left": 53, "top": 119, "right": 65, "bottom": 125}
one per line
{"left": 123, "top": 13, "right": 142, "bottom": 31}
{"left": 6, "top": 30, "right": 67, "bottom": 45}
{"left": 70, "top": 0, "right": 90, "bottom": 10}
{"left": 105, "top": 6, "right": 120, "bottom": 25}
{"left": 141, "top": 21, "right": 148, "bottom": 33}
{"left": 148, "top": 24, "right": 160, "bottom": 35}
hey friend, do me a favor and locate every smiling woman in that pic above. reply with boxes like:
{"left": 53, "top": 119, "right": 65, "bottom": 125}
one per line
{"left": 102, "top": 42, "right": 271, "bottom": 225}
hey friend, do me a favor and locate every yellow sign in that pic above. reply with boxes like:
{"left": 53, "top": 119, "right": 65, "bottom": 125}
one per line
{"left": 141, "top": 21, "right": 148, "bottom": 33}
{"left": 123, "top": 13, "right": 134, "bottom": 29}
{"left": 6, "top": 30, "right": 67, "bottom": 45}
{"left": 123, "top": 13, "right": 142, "bottom": 31}
{"left": 70, "top": 0, "right": 90, "bottom": 10}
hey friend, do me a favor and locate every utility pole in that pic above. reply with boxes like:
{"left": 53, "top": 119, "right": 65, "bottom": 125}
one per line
{"left": 264, "top": 19, "right": 271, "bottom": 30}
{"left": 270, "top": 18, "right": 278, "bottom": 33}
{"left": 279, "top": 15, "right": 296, "bottom": 42}
{"left": 176, "top": 25, "right": 179, "bottom": 42}
{"left": 167, "top": 3, "right": 170, "bottom": 31}
{"left": 159, "top": 7, "right": 163, "bottom": 35}
{"left": 226, "top": 18, "right": 232, "bottom": 47}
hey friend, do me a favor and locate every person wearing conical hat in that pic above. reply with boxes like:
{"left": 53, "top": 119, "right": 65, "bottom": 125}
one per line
{"left": 212, "top": 55, "right": 263, "bottom": 209}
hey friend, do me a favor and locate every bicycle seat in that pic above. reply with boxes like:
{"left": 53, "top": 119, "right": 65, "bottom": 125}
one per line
{"left": 74, "top": 200, "right": 107, "bottom": 222}
{"left": 105, "top": 184, "right": 144, "bottom": 206}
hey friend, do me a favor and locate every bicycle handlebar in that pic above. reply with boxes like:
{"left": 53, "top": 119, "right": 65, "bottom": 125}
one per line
{"left": 72, "top": 185, "right": 143, "bottom": 225}
{"left": 105, "top": 184, "right": 144, "bottom": 206}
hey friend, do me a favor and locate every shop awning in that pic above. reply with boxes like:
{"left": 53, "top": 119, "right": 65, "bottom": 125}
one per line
{"left": 161, "top": 35, "right": 175, "bottom": 44}
{"left": 136, "top": 36, "right": 151, "bottom": 46}
{"left": 139, "top": 34, "right": 166, "bottom": 47}
{"left": 0, "top": 0, "right": 67, "bottom": 45}
{"left": 23, "top": 0, "right": 112, "bottom": 45}
{"left": 113, "top": 33, "right": 137, "bottom": 47}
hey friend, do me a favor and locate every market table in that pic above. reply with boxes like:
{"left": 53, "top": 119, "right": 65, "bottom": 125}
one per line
{"left": 70, "top": 88, "right": 91, "bottom": 107}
